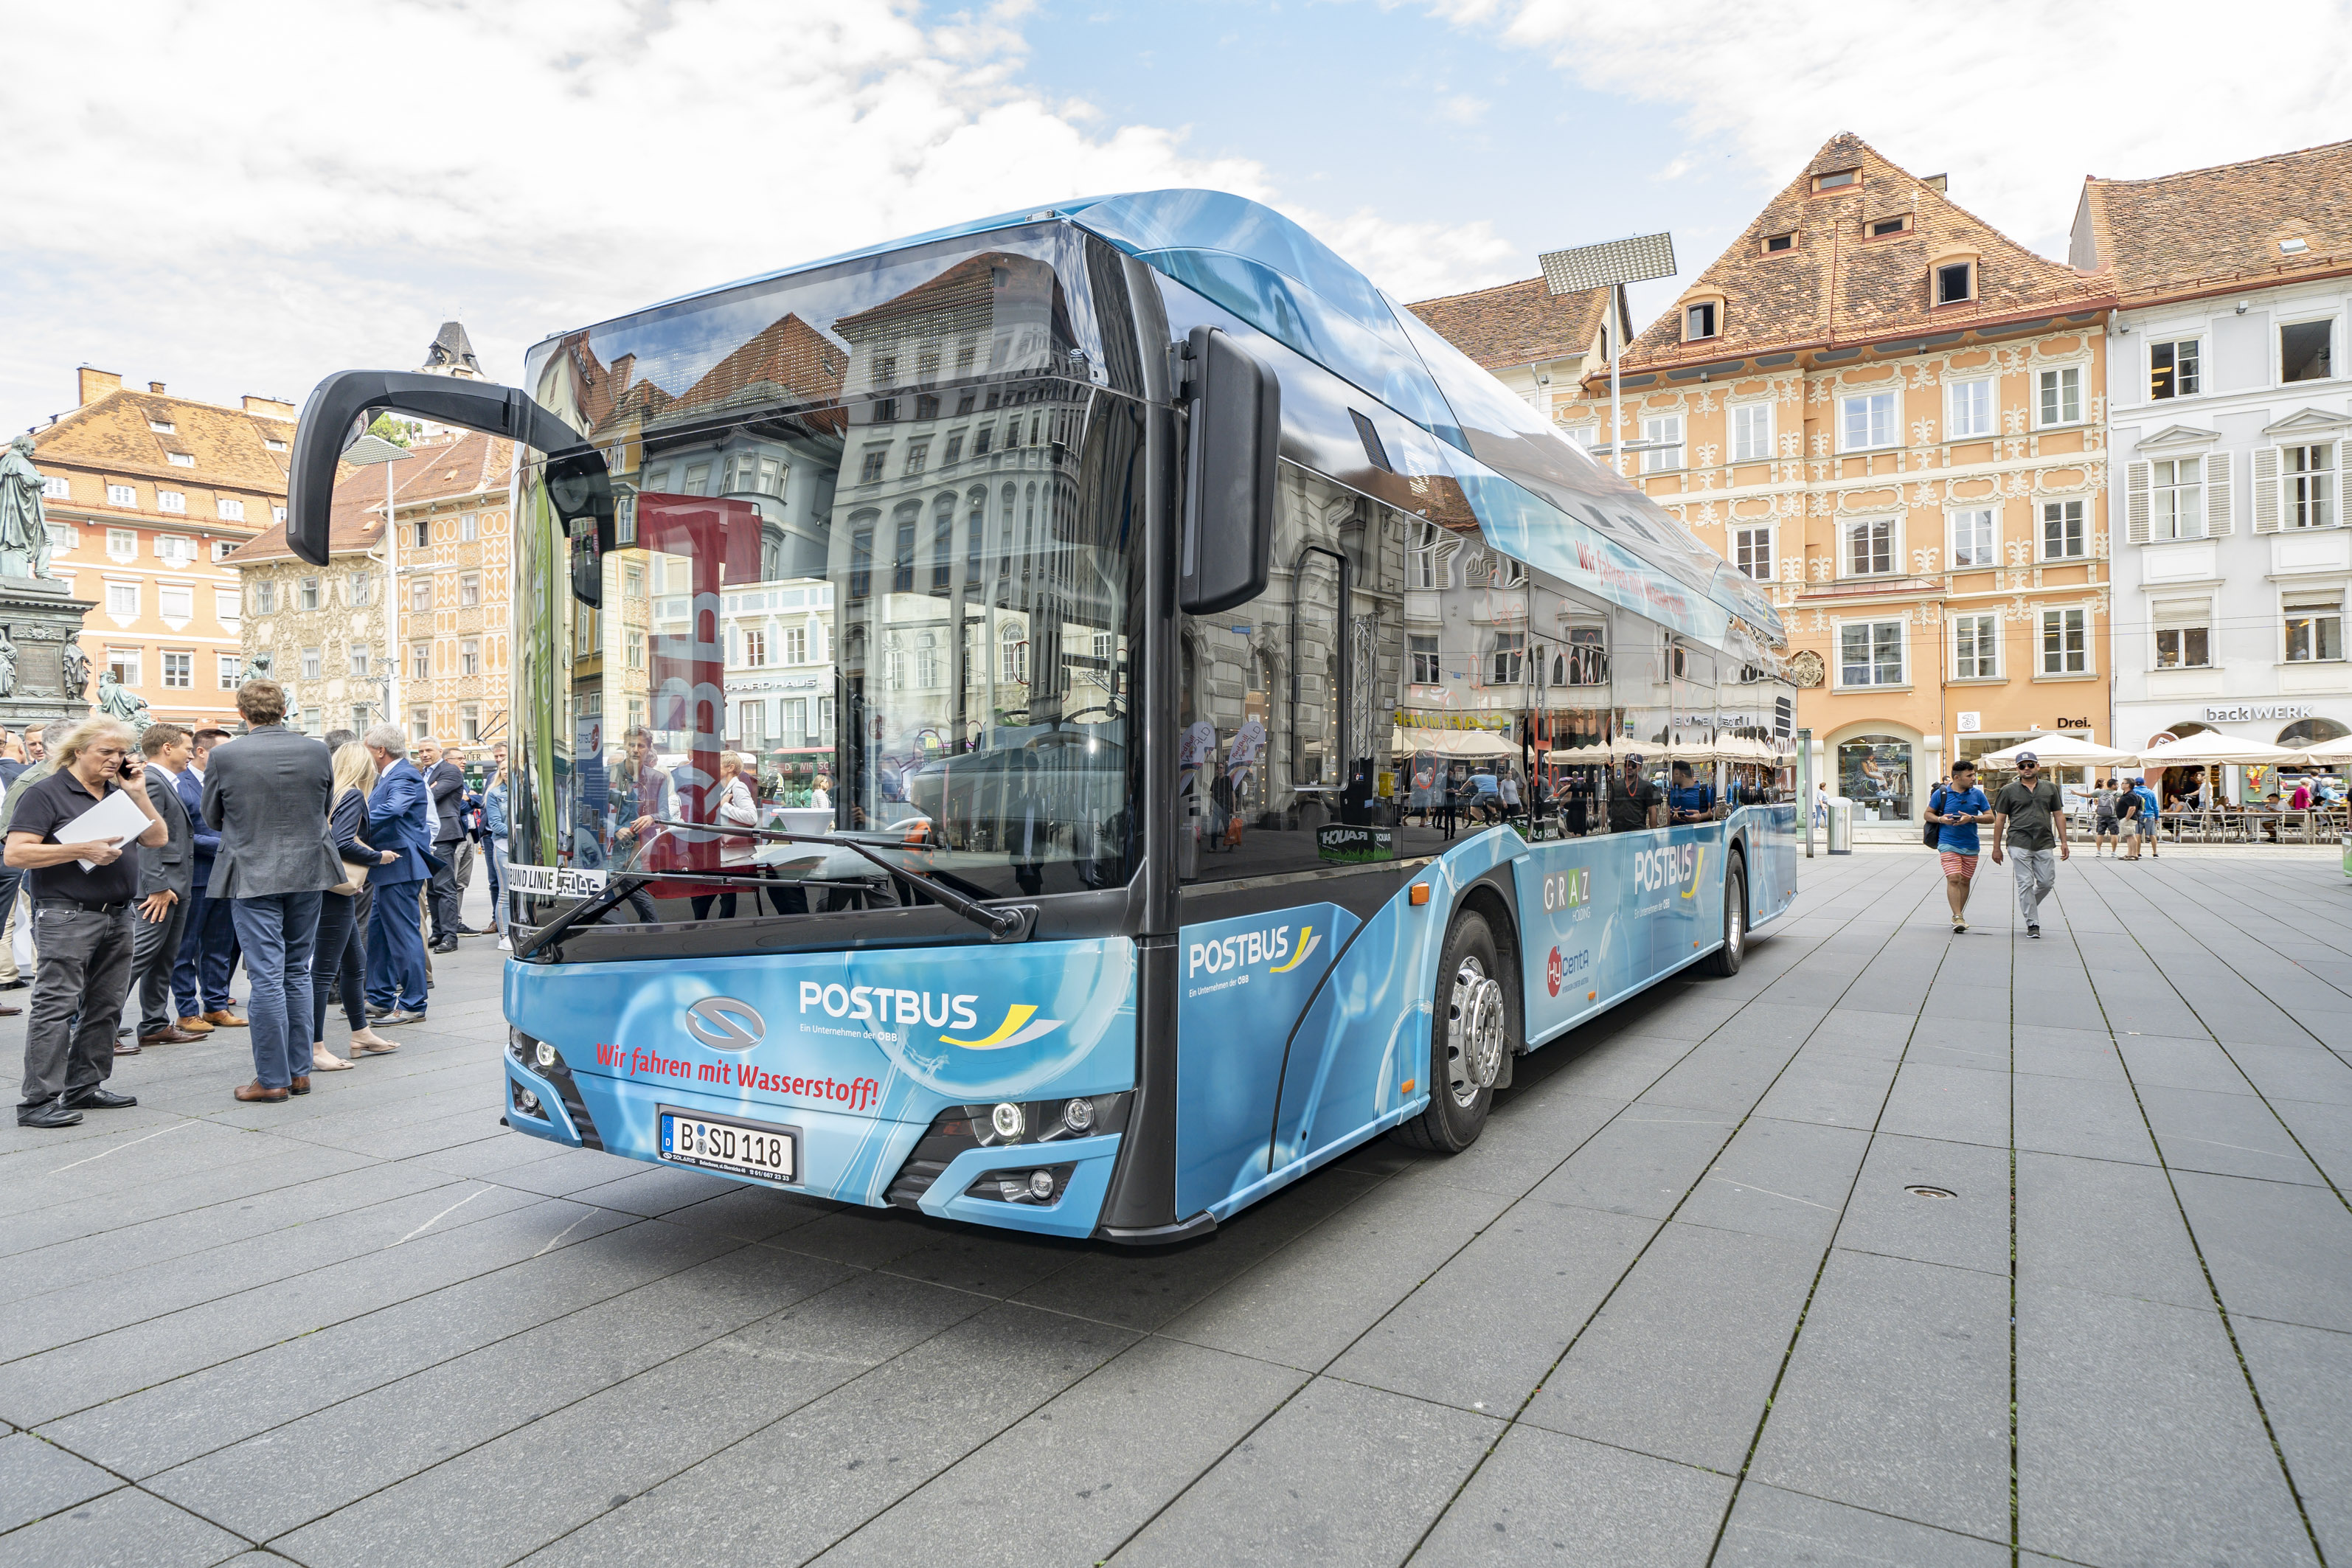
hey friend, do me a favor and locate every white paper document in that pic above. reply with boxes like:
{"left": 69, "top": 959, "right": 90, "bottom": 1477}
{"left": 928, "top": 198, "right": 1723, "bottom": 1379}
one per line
{"left": 56, "top": 785, "right": 152, "bottom": 872}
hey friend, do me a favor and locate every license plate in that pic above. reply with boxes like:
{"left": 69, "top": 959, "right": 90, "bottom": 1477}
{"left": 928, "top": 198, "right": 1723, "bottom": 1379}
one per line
{"left": 656, "top": 1106, "right": 799, "bottom": 1184}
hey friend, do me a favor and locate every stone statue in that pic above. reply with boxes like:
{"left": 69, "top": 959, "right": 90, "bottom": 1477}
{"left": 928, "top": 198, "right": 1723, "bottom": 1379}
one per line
{"left": 246, "top": 649, "right": 272, "bottom": 682}
{"left": 0, "top": 435, "right": 56, "bottom": 580}
{"left": 60, "top": 641, "right": 88, "bottom": 702}
{"left": 0, "top": 627, "right": 17, "bottom": 699}
{"left": 96, "top": 668, "right": 151, "bottom": 734}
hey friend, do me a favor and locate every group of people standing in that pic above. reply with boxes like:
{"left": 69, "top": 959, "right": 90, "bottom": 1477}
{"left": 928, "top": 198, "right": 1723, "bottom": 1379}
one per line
{"left": 10, "top": 680, "right": 509, "bottom": 1128}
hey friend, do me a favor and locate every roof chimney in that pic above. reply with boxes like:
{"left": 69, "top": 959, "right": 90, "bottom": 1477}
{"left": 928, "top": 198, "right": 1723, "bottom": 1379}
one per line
{"left": 1922, "top": 173, "right": 1949, "bottom": 193}
{"left": 77, "top": 367, "right": 122, "bottom": 405}
{"left": 148, "top": 381, "right": 167, "bottom": 395}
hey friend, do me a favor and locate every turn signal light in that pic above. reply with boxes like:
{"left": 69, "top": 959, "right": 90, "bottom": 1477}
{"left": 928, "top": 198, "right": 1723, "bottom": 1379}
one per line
{"left": 1409, "top": 884, "right": 1431, "bottom": 906}
{"left": 1401, "top": 1078, "right": 1416, "bottom": 1095}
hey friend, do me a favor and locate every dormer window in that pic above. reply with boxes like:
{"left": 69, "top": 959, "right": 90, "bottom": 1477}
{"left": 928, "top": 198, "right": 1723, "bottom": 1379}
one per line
{"left": 1763, "top": 232, "right": 1794, "bottom": 254}
{"left": 1813, "top": 168, "right": 1858, "bottom": 192}
{"left": 1685, "top": 302, "right": 1718, "bottom": 341}
{"left": 1935, "top": 260, "right": 1975, "bottom": 305}
{"left": 148, "top": 420, "right": 175, "bottom": 434}
{"left": 1868, "top": 215, "right": 1909, "bottom": 238}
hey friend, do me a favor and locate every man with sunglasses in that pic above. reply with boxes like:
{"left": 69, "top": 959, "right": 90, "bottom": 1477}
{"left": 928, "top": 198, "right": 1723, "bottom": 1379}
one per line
{"left": 7, "top": 718, "right": 170, "bottom": 1128}
{"left": 1990, "top": 749, "right": 2070, "bottom": 939}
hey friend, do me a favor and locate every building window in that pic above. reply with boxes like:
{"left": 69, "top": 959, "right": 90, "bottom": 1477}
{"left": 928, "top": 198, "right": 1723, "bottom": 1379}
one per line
{"left": 349, "top": 571, "right": 372, "bottom": 607}
{"left": 411, "top": 707, "right": 431, "bottom": 741}
{"left": 1953, "top": 612, "right": 1999, "bottom": 679}
{"left": 106, "top": 484, "right": 136, "bottom": 508}
{"left": 272, "top": 507, "right": 287, "bottom": 526}
{"left": 2041, "top": 499, "right": 2086, "bottom": 559}
{"left": 299, "top": 646, "right": 321, "bottom": 680}
{"left": 1000, "top": 623, "right": 1027, "bottom": 684}
{"left": 106, "top": 581, "right": 138, "bottom": 617}
{"left": 1561, "top": 424, "right": 1599, "bottom": 455}
{"left": 622, "top": 566, "right": 644, "bottom": 600}
{"left": 295, "top": 576, "right": 318, "bottom": 611}
{"left": 1947, "top": 378, "right": 1994, "bottom": 439}
{"left": 1734, "top": 527, "right": 1771, "bottom": 580}
{"left": 2281, "top": 320, "right": 2334, "bottom": 384}
{"left": 350, "top": 647, "right": 371, "bottom": 678}
{"left": 1814, "top": 168, "right": 1857, "bottom": 191}
{"left": 1837, "top": 736, "right": 1913, "bottom": 822}
{"left": 858, "top": 450, "right": 887, "bottom": 484}
{"left": 2285, "top": 595, "right": 2343, "bottom": 661}
{"left": 159, "top": 583, "right": 192, "bottom": 620}
{"left": 265, "top": 437, "right": 286, "bottom": 452}
{"left": 742, "top": 628, "right": 768, "bottom": 667}
{"left": 41, "top": 475, "right": 70, "bottom": 500}
{"left": 459, "top": 639, "right": 479, "bottom": 676}
{"left": 2285, "top": 443, "right": 2335, "bottom": 528}
{"left": 157, "top": 534, "right": 195, "bottom": 566}
{"left": 459, "top": 572, "right": 481, "bottom": 607}
{"left": 1763, "top": 232, "right": 1794, "bottom": 253}
{"left": 1409, "top": 521, "right": 1442, "bottom": 587}
{"left": 149, "top": 418, "right": 176, "bottom": 434}
{"left": 218, "top": 653, "right": 241, "bottom": 689}
{"left": 1935, "top": 261, "right": 1974, "bottom": 304}
{"left": 2151, "top": 457, "right": 2204, "bottom": 541}
{"left": 410, "top": 518, "right": 429, "bottom": 549}
{"left": 212, "top": 540, "right": 235, "bottom": 562}
{"left": 903, "top": 442, "right": 929, "bottom": 477}
{"left": 459, "top": 511, "right": 477, "bottom": 542}
{"left": 680, "top": 464, "right": 712, "bottom": 497}
{"left": 783, "top": 698, "right": 810, "bottom": 742}
{"left": 166, "top": 452, "right": 194, "bottom": 468}
{"left": 773, "top": 624, "right": 804, "bottom": 665}
{"left": 1488, "top": 631, "right": 1525, "bottom": 685}
{"left": 412, "top": 643, "right": 431, "bottom": 679}
{"left": 1869, "top": 216, "right": 1909, "bottom": 238}
{"left": 108, "top": 648, "right": 141, "bottom": 686}
{"left": 2040, "top": 608, "right": 2089, "bottom": 674}
{"left": 411, "top": 578, "right": 431, "bottom": 612}
{"left": 942, "top": 432, "right": 964, "bottom": 465}
{"left": 106, "top": 528, "right": 136, "bottom": 560}
{"left": 455, "top": 704, "right": 479, "bottom": 743}
{"left": 2037, "top": 366, "right": 2083, "bottom": 427}
{"left": 217, "top": 496, "right": 246, "bottom": 521}
{"left": 251, "top": 580, "right": 275, "bottom": 614}
{"left": 1837, "top": 621, "right": 1904, "bottom": 687}
{"left": 1640, "top": 414, "right": 1683, "bottom": 473}
{"left": 214, "top": 589, "right": 239, "bottom": 623}
{"left": 2154, "top": 609, "right": 2210, "bottom": 669}
{"left": 1684, "top": 302, "right": 1718, "bottom": 341}
{"left": 2150, "top": 338, "right": 2200, "bottom": 400}
{"left": 157, "top": 490, "right": 186, "bottom": 514}
{"left": 162, "top": 651, "right": 192, "bottom": 689}
{"left": 1842, "top": 516, "right": 1895, "bottom": 577}
{"left": 1840, "top": 391, "right": 1897, "bottom": 451}
{"left": 973, "top": 425, "right": 993, "bottom": 457}
{"left": 1730, "top": 403, "right": 1772, "bottom": 462}
{"left": 1409, "top": 634, "right": 1441, "bottom": 684}
{"left": 1950, "top": 507, "right": 1996, "bottom": 567}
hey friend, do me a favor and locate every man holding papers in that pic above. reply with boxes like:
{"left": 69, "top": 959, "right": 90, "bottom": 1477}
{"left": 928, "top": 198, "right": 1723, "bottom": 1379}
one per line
{"left": 7, "top": 716, "right": 170, "bottom": 1128}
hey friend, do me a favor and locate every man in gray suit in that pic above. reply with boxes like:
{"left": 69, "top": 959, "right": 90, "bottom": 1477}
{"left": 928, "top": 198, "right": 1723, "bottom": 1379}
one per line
{"left": 129, "top": 724, "right": 201, "bottom": 1047}
{"left": 202, "top": 681, "right": 343, "bottom": 1103}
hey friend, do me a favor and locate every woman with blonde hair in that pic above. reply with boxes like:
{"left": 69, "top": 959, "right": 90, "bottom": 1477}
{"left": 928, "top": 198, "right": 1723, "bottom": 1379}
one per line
{"left": 312, "top": 741, "right": 398, "bottom": 1065}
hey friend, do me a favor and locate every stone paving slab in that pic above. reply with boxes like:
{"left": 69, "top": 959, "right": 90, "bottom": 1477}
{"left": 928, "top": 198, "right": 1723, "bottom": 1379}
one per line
{"left": 0, "top": 853, "right": 2345, "bottom": 1564}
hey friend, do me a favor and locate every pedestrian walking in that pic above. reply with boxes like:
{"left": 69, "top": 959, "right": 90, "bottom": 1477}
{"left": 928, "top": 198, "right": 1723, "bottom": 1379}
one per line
{"left": 174, "top": 726, "right": 241, "bottom": 1031}
{"left": 1926, "top": 758, "right": 1994, "bottom": 933}
{"left": 2134, "top": 775, "right": 2162, "bottom": 859}
{"left": 361, "top": 725, "right": 437, "bottom": 1024}
{"left": 2117, "top": 777, "right": 2145, "bottom": 861}
{"left": 1989, "top": 750, "right": 2069, "bottom": 939}
{"left": 1496, "top": 766, "right": 1521, "bottom": 828}
{"left": 483, "top": 743, "right": 510, "bottom": 951}
{"left": 9, "top": 717, "right": 170, "bottom": 1128}
{"left": 314, "top": 742, "right": 398, "bottom": 1066}
{"left": 129, "top": 724, "right": 204, "bottom": 1048}
{"left": 2092, "top": 777, "right": 2120, "bottom": 858}
{"left": 203, "top": 681, "right": 344, "bottom": 1104}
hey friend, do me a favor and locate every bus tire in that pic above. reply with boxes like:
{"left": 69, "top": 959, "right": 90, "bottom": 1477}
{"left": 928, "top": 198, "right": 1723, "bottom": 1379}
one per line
{"left": 1707, "top": 854, "right": 1746, "bottom": 977}
{"left": 1395, "top": 909, "right": 1510, "bottom": 1153}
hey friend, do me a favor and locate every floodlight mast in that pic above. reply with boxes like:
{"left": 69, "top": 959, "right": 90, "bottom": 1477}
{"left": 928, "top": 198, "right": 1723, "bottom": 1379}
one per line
{"left": 1538, "top": 232, "right": 1677, "bottom": 482}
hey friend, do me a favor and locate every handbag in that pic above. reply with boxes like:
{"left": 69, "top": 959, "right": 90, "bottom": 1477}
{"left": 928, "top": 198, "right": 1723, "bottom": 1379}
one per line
{"left": 1921, "top": 785, "right": 1945, "bottom": 848}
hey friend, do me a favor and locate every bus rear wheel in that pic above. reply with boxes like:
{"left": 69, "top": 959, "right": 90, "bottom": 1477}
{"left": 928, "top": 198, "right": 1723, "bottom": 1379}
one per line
{"left": 1395, "top": 909, "right": 1511, "bottom": 1153}
{"left": 1707, "top": 854, "right": 1746, "bottom": 977}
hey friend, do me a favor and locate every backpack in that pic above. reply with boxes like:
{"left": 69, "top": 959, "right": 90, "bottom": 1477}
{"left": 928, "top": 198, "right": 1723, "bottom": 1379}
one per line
{"left": 1922, "top": 785, "right": 1946, "bottom": 848}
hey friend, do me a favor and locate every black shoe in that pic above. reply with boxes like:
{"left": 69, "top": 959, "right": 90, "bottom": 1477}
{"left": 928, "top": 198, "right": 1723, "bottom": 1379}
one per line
{"left": 18, "top": 1097, "right": 82, "bottom": 1128}
{"left": 2027, "top": 924, "right": 2041, "bottom": 939}
{"left": 63, "top": 1086, "right": 137, "bottom": 1110}
{"left": 431, "top": 938, "right": 459, "bottom": 954}
{"left": 0, "top": 979, "right": 27, "bottom": 991}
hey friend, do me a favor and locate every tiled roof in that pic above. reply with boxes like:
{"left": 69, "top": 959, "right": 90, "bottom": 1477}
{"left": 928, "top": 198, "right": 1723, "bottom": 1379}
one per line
{"left": 34, "top": 387, "right": 294, "bottom": 493}
{"left": 1612, "top": 132, "right": 2108, "bottom": 377}
{"left": 228, "top": 430, "right": 514, "bottom": 564}
{"left": 2074, "top": 138, "right": 2352, "bottom": 302}
{"left": 1403, "top": 278, "right": 1613, "bottom": 371}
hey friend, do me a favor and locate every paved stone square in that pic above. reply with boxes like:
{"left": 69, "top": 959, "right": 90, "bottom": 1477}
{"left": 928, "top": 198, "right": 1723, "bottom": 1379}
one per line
{"left": 2, "top": 851, "right": 2348, "bottom": 1567}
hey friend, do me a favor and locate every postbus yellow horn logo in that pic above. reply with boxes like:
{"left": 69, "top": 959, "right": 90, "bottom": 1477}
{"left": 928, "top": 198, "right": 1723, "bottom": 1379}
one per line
{"left": 1268, "top": 926, "right": 1318, "bottom": 974}
{"left": 940, "top": 1004, "right": 1066, "bottom": 1051}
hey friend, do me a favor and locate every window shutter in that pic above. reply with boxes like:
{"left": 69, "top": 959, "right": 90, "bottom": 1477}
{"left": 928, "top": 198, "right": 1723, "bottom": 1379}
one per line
{"left": 2126, "top": 462, "right": 2151, "bottom": 544}
{"left": 2207, "top": 451, "right": 2233, "bottom": 536}
{"left": 2254, "top": 446, "right": 2282, "bottom": 533}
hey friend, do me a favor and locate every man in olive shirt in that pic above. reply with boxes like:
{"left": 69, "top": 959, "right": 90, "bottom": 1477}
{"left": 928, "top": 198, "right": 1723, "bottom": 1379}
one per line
{"left": 1989, "top": 750, "right": 2069, "bottom": 939}
{"left": 8, "top": 718, "right": 171, "bottom": 1127}
{"left": 1606, "top": 754, "right": 1665, "bottom": 833}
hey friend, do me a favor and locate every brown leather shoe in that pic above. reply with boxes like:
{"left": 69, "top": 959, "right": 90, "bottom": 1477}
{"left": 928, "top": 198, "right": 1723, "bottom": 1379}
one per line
{"left": 233, "top": 1080, "right": 289, "bottom": 1103}
{"left": 203, "top": 1010, "right": 248, "bottom": 1027}
{"left": 139, "top": 1027, "right": 202, "bottom": 1045}
{"left": 288, "top": 1075, "right": 311, "bottom": 1096}
{"left": 0, "top": 1003, "right": 18, "bottom": 1017}
{"left": 176, "top": 1015, "right": 215, "bottom": 1034}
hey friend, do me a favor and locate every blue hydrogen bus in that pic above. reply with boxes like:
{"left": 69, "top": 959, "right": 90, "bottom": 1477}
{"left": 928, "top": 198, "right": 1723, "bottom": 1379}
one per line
{"left": 285, "top": 191, "right": 1796, "bottom": 1242}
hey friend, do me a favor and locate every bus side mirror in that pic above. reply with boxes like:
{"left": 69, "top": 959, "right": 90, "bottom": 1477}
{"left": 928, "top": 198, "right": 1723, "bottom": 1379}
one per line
{"left": 1178, "top": 325, "right": 1279, "bottom": 614}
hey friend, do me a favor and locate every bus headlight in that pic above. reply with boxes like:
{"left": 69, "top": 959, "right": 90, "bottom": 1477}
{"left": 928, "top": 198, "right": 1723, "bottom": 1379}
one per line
{"left": 535, "top": 1041, "right": 558, "bottom": 1069}
{"left": 991, "top": 1102, "right": 1025, "bottom": 1141}
{"left": 1061, "top": 1097, "right": 1094, "bottom": 1134}
{"left": 1028, "top": 1169, "right": 1056, "bottom": 1201}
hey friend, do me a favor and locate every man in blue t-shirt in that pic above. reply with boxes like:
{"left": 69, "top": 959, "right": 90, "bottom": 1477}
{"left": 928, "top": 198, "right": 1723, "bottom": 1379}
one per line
{"left": 1667, "top": 760, "right": 1716, "bottom": 823}
{"left": 1926, "top": 757, "right": 1994, "bottom": 933}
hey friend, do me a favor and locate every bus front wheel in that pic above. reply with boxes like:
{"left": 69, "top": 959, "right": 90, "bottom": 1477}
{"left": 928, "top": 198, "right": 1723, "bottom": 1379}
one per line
{"left": 1395, "top": 909, "right": 1511, "bottom": 1154}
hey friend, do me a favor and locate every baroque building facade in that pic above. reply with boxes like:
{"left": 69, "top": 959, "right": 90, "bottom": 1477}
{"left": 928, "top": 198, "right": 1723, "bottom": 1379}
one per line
{"left": 1544, "top": 134, "right": 2114, "bottom": 830}
{"left": 2076, "top": 138, "right": 2352, "bottom": 800}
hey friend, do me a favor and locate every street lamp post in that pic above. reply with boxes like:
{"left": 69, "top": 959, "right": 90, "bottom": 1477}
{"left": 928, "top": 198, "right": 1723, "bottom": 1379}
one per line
{"left": 341, "top": 433, "right": 409, "bottom": 736}
{"left": 1537, "top": 232, "right": 1678, "bottom": 480}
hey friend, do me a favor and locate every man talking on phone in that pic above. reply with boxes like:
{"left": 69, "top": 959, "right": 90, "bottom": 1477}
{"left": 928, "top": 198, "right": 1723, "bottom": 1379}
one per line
{"left": 7, "top": 716, "right": 169, "bottom": 1128}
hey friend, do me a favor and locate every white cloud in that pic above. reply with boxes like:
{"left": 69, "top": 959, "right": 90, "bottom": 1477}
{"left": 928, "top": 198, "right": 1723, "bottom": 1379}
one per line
{"left": 1433, "top": 0, "right": 2352, "bottom": 258}
{"left": 2, "top": 0, "right": 1511, "bottom": 424}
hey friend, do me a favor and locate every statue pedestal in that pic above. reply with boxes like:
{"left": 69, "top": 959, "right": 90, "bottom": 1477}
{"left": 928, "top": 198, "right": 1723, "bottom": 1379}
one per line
{"left": 0, "top": 576, "right": 96, "bottom": 731}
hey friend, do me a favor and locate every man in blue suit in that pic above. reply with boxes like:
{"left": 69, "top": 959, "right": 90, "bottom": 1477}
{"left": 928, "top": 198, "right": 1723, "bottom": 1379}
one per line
{"left": 361, "top": 724, "right": 437, "bottom": 1023}
{"left": 173, "top": 726, "right": 242, "bottom": 1032}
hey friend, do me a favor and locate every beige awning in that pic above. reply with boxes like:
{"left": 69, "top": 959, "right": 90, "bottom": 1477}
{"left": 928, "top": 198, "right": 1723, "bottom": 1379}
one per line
{"left": 1394, "top": 726, "right": 1517, "bottom": 759}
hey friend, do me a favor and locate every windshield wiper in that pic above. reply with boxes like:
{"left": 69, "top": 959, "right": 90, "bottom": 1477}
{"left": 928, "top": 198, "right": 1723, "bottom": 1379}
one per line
{"left": 511, "top": 870, "right": 652, "bottom": 960}
{"left": 645, "top": 821, "right": 1027, "bottom": 940}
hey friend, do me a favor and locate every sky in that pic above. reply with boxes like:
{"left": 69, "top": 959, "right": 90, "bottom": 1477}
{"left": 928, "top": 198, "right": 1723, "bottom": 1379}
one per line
{"left": 5, "top": 0, "right": 2348, "bottom": 427}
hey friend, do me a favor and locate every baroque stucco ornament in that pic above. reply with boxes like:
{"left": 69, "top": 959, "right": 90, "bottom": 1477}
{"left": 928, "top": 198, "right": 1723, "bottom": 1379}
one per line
{"left": 1786, "top": 649, "right": 1825, "bottom": 688}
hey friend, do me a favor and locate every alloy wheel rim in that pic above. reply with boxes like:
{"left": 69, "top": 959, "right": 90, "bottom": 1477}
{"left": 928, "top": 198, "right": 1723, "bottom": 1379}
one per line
{"left": 1446, "top": 954, "right": 1506, "bottom": 1109}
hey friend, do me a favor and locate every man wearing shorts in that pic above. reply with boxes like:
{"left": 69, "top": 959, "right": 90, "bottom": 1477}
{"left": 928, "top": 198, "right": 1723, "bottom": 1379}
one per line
{"left": 1926, "top": 758, "right": 1992, "bottom": 933}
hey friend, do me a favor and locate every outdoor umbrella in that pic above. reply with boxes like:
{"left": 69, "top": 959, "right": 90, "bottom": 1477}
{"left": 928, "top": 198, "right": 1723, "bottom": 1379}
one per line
{"left": 1974, "top": 735, "right": 2136, "bottom": 768}
{"left": 2131, "top": 732, "right": 2308, "bottom": 768}
{"left": 2292, "top": 734, "right": 2352, "bottom": 764}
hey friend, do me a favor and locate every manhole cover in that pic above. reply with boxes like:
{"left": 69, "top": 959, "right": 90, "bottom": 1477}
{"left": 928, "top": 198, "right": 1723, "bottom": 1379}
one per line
{"left": 1905, "top": 1184, "right": 1957, "bottom": 1200}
